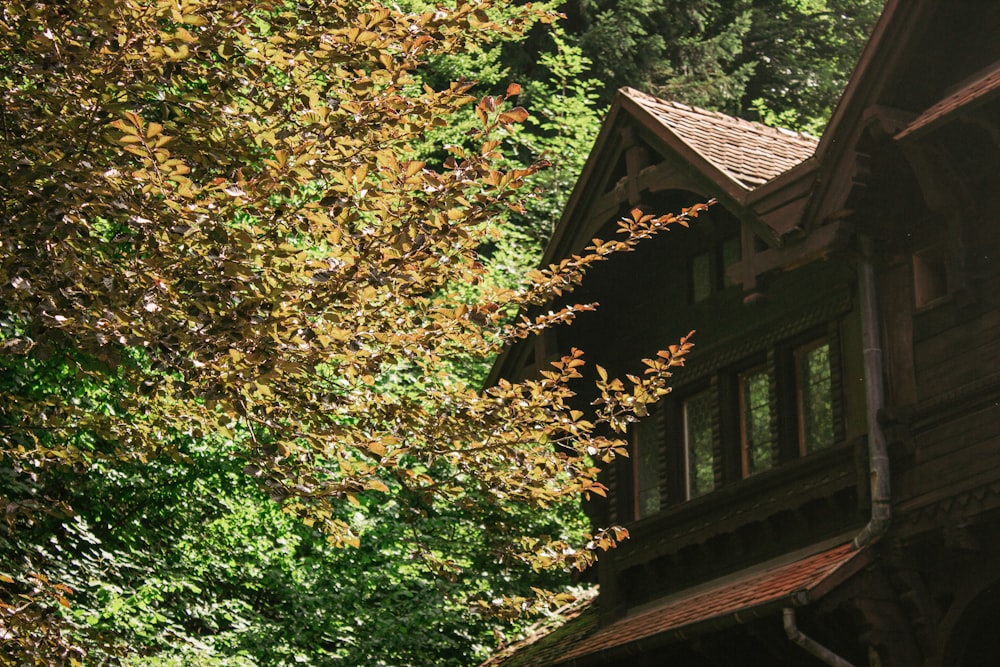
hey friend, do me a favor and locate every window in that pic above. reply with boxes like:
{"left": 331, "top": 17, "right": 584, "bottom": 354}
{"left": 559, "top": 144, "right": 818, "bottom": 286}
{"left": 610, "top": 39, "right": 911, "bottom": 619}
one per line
{"left": 739, "top": 367, "right": 774, "bottom": 477}
{"left": 913, "top": 244, "right": 949, "bottom": 308}
{"left": 796, "top": 341, "right": 834, "bottom": 454}
{"left": 632, "top": 414, "right": 662, "bottom": 519}
{"left": 691, "top": 252, "right": 713, "bottom": 302}
{"left": 721, "top": 235, "right": 742, "bottom": 287}
{"left": 683, "top": 390, "right": 715, "bottom": 498}
{"left": 636, "top": 332, "right": 844, "bottom": 517}
{"left": 629, "top": 331, "right": 842, "bottom": 513}
{"left": 690, "top": 233, "right": 741, "bottom": 303}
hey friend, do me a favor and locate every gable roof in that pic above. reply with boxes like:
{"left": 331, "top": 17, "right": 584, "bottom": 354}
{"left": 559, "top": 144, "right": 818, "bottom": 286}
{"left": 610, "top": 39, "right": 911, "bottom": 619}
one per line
{"left": 482, "top": 541, "right": 868, "bottom": 667}
{"left": 536, "top": 86, "right": 822, "bottom": 272}
{"left": 623, "top": 88, "right": 819, "bottom": 188}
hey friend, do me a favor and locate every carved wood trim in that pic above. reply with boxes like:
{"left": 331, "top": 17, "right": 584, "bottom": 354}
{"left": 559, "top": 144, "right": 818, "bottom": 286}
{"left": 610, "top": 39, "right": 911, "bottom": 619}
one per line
{"left": 674, "top": 291, "right": 854, "bottom": 387}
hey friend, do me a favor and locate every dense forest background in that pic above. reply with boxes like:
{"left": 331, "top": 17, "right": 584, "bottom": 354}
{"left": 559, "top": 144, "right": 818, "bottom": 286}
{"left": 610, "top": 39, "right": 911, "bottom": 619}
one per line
{"left": 1, "top": 1, "right": 881, "bottom": 665}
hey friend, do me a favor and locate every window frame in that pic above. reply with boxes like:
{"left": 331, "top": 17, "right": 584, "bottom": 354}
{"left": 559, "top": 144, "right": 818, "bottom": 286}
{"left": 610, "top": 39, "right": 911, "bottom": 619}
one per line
{"left": 738, "top": 363, "right": 775, "bottom": 478}
{"left": 688, "top": 231, "right": 742, "bottom": 304}
{"left": 682, "top": 388, "right": 716, "bottom": 500}
{"left": 794, "top": 338, "right": 836, "bottom": 456}
{"left": 631, "top": 327, "right": 844, "bottom": 513}
{"left": 631, "top": 411, "right": 663, "bottom": 520}
{"left": 912, "top": 243, "right": 951, "bottom": 309}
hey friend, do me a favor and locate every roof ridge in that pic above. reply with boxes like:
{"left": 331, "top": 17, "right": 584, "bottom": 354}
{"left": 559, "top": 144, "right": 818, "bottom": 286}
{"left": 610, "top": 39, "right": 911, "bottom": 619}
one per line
{"left": 622, "top": 87, "right": 818, "bottom": 146}
{"left": 619, "top": 87, "right": 818, "bottom": 189}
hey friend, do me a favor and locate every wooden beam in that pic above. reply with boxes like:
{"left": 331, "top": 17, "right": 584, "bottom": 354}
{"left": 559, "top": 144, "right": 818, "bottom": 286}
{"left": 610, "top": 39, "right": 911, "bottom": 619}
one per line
{"left": 725, "top": 221, "right": 849, "bottom": 294}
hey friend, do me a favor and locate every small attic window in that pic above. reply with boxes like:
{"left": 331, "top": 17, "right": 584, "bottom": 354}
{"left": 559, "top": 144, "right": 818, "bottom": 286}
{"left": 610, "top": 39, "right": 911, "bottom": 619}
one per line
{"left": 690, "top": 233, "right": 741, "bottom": 302}
{"left": 692, "top": 251, "right": 713, "bottom": 302}
{"left": 722, "top": 235, "right": 741, "bottom": 287}
{"left": 913, "top": 244, "right": 950, "bottom": 308}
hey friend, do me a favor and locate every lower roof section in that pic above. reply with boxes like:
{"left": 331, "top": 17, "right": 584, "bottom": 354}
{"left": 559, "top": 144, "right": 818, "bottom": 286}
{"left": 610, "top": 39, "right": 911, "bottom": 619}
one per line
{"left": 483, "top": 539, "right": 870, "bottom": 667}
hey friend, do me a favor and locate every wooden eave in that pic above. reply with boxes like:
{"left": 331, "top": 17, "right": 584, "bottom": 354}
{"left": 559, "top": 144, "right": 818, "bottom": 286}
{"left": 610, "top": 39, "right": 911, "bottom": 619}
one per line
{"left": 803, "top": 0, "right": 936, "bottom": 228}
{"left": 616, "top": 89, "right": 753, "bottom": 207}
{"left": 894, "top": 59, "right": 1000, "bottom": 142}
{"left": 745, "top": 156, "right": 820, "bottom": 239}
{"left": 539, "top": 95, "right": 634, "bottom": 268}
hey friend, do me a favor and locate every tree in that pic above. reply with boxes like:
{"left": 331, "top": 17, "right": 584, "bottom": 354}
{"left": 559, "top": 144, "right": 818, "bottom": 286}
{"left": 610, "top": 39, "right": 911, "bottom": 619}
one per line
{"left": 547, "top": 0, "right": 882, "bottom": 130}
{"left": 742, "top": 0, "right": 885, "bottom": 134}
{"left": 0, "top": 0, "right": 703, "bottom": 662}
{"left": 560, "top": 0, "right": 756, "bottom": 111}
{"left": 0, "top": 430, "right": 591, "bottom": 665}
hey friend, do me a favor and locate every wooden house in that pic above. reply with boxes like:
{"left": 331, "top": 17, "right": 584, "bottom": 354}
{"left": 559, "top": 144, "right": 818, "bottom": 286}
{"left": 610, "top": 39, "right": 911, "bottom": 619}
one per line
{"left": 484, "top": 0, "right": 1000, "bottom": 664}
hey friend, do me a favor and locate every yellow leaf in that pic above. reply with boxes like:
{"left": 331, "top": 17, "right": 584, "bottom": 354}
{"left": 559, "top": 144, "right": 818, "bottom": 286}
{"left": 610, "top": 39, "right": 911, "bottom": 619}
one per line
{"left": 404, "top": 160, "right": 425, "bottom": 177}
{"left": 367, "top": 479, "right": 389, "bottom": 493}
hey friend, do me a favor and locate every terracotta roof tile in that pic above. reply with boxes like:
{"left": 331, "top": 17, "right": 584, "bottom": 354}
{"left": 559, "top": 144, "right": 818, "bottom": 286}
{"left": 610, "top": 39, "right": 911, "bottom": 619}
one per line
{"left": 623, "top": 88, "right": 818, "bottom": 189}
{"left": 484, "top": 542, "right": 865, "bottom": 666}
{"left": 896, "top": 61, "right": 1000, "bottom": 140}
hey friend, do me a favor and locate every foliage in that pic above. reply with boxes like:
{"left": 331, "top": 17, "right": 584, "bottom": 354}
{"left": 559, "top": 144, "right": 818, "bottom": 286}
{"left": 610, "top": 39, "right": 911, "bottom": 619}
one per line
{"left": 0, "top": 0, "right": 704, "bottom": 663}
{"left": 507, "top": 26, "right": 604, "bottom": 242}
{"left": 414, "top": 11, "right": 604, "bottom": 242}
{"left": 2, "top": 429, "right": 590, "bottom": 666}
{"left": 741, "top": 0, "right": 885, "bottom": 134}
{"left": 553, "top": 0, "right": 883, "bottom": 130}
{"left": 562, "top": 0, "right": 755, "bottom": 111}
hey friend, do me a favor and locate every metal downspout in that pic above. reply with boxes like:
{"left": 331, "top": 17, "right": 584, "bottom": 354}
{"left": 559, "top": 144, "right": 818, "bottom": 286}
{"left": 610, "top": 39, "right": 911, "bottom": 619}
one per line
{"left": 783, "top": 234, "right": 890, "bottom": 666}
{"left": 852, "top": 233, "right": 892, "bottom": 549}
{"left": 784, "top": 608, "right": 857, "bottom": 667}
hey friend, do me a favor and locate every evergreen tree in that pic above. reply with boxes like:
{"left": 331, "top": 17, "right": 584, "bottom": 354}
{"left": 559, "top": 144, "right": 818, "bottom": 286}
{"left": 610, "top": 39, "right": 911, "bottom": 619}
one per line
{"left": 539, "top": 0, "right": 883, "bottom": 130}
{"left": 742, "top": 0, "right": 885, "bottom": 133}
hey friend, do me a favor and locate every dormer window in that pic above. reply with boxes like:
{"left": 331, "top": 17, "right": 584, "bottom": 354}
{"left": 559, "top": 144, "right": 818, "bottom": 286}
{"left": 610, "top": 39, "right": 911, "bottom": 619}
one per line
{"left": 721, "top": 236, "right": 742, "bottom": 287}
{"left": 691, "top": 251, "right": 714, "bottom": 302}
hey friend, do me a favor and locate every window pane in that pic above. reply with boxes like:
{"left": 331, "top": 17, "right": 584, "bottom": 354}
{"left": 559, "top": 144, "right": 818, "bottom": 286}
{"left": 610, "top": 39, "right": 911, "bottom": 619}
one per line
{"left": 722, "top": 235, "right": 741, "bottom": 286}
{"left": 740, "top": 368, "right": 774, "bottom": 476}
{"left": 798, "top": 342, "right": 834, "bottom": 453}
{"left": 633, "top": 415, "right": 661, "bottom": 518}
{"left": 683, "top": 391, "right": 715, "bottom": 498}
{"left": 692, "top": 252, "right": 712, "bottom": 302}
{"left": 913, "top": 244, "right": 949, "bottom": 308}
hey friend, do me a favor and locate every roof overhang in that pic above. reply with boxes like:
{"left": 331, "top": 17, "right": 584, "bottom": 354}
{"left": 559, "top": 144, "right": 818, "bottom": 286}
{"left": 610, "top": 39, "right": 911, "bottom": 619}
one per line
{"left": 895, "top": 60, "right": 1000, "bottom": 142}
{"left": 485, "top": 539, "right": 869, "bottom": 667}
